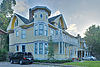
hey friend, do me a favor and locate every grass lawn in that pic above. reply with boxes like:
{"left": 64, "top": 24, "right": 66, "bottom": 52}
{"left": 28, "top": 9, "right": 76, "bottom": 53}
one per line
{"left": 63, "top": 61, "right": 100, "bottom": 67}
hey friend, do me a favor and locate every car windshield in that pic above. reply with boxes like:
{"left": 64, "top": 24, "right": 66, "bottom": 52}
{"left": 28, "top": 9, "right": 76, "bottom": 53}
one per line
{"left": 24, "top": 53, "right": 33, "bottom": 58}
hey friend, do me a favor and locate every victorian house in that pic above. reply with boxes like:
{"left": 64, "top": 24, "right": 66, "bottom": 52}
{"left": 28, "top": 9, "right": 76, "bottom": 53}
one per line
{"left": 7, "top": 6, "right": 89, "bottom": 60}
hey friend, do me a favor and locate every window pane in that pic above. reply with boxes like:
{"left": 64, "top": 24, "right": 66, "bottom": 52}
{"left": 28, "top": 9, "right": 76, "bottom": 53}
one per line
{"left": 22, "top": 45, "right": 25, "bottom": 52}
{"left": 45, "top": 43, "right": 48, "bottom": 54}
{"left": 16, "top": 45, "right": 19, "bottom": 51}
{"left": 39, "top": 43, "right": 43, "bottom": 54}
{"left": 39, "top": 24, "right": 43, "bottom": 29}
{"left": 39, "top": 29, "right": 43, "bottom": 35}
{"left": 34, "top": 43, "right": 38, "bottom": 54}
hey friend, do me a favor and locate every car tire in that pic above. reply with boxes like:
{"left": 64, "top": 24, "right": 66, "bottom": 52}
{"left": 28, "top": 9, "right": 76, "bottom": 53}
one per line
{"left": 10, "top": 60, "right": 14, "bottom": 64}
{"left": 19, "top": 60, "right": 23, "bottom": 65}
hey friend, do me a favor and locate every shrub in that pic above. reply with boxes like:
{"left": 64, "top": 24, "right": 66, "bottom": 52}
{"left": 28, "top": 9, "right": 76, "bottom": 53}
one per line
{"left": 34, "top": 60, "right": 72, "bottom": 63}
{"left": 0, "top": 48, "right": 7, "bottom": 61}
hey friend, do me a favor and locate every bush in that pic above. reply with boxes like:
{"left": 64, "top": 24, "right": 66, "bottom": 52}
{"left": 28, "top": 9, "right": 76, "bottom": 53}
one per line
{"left": 0, "top": 48, "right": 7, "bottom": 61}
{"left": 34, "top": 60, "right": 72, "bottom": 63}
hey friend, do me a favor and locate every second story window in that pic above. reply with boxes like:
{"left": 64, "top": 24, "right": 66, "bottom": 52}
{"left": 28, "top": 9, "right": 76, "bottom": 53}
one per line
{"left": 34, "top": 24, "right": 38, "bottom": 36}
{"left": 16, "top": 45, "right": 19, "bottom": 51}
{"left": 39, "top": 24, "right": 44, "bottom": 35}
{"left": 21, "top": 29, "right": 26, "bottom": 39}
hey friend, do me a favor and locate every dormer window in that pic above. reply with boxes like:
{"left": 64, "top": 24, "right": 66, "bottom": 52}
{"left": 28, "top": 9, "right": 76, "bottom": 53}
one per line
{"left": 15, "top": 18, "right": 18, "bottom": 27}
{"left": 40, "top": 14, "right": 42, "bottom": 18}
{"left": 35, "top": 15, "right": 37, "bottom": 18}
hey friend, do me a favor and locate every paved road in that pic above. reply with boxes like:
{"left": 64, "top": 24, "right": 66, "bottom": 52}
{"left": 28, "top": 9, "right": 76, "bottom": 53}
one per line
{"left": 0, "top": 62, "right": 82, "bottom": 67}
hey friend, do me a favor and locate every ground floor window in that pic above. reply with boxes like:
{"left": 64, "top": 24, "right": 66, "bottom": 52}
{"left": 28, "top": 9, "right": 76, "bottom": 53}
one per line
{"left": 34, "top": 43, "right": 38, "bottom": 54}
{"left": 16, "top": 45, "right": 19, "bottom": 51}
{"left": 39, "top": 43, "right": 43, "bottom": 54}
{"left": 44, "top": 43, "right": 48, "bottom": 54}
{"left": 34, "top": 42, "right": 48, "bottom": 54}
{"left": 22, "top": 45, "right": 25, "bottom": 52}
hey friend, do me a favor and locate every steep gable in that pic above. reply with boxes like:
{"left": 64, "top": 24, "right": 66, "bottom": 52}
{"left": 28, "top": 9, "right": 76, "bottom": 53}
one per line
{"left": 48, "top": 14, "right": 67, "bottom": 30}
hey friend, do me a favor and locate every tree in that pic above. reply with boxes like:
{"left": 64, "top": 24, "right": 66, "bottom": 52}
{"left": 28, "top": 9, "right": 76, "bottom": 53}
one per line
{"left": 48, "top": 36, "right": 54, "bottom": 60}
{"left": 0, "top": 0, "right": 16, "bottom": 61}
{"left": 84, "top": 25, "right": 100, "bottom": 58}
{"left": 0, "top": 0, "right": 16, "bottom": 16}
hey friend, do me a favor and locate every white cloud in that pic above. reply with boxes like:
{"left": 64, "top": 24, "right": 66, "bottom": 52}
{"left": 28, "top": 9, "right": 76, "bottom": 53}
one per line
{"left": 67, "top": 24, "right": 78, "bottom": 36}
{"left": 13, "top": 0, "right": 29, "bottom": 18}
{"left": 49, "top": 10, "right": 61, "bottom": 18}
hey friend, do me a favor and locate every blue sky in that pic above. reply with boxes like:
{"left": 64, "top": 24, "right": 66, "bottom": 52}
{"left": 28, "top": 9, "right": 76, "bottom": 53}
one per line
{"left": 1, "top": 0, "right": 100, "bottom": 37}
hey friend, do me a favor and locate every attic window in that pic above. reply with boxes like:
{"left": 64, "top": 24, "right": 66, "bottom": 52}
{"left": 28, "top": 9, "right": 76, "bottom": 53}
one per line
{"left": 35, "top": 15, "right": 37, "bottom": 18}
{"left": 15, "top": 19, "right": 18, "bottom": 27}
{"left": 40, "top": 14, "right": 42, "bottom": 18}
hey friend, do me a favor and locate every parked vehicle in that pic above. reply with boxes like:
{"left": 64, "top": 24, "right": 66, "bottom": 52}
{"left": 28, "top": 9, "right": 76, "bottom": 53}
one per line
{"left": 82, "top": 56, "right": 96, "bottom": 61}
{"left": 9, "top": 52, "right": 34, "bottom": 64}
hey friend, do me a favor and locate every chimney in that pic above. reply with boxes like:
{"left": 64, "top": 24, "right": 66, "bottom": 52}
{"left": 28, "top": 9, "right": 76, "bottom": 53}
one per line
{"left": 29, "top": 8, "right": 33, "bottom": 22}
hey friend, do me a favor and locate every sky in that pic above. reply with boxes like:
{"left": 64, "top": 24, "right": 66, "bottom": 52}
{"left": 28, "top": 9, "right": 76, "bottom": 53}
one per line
{"left": 1, "top": 0, "right": 100, "bottom": 37}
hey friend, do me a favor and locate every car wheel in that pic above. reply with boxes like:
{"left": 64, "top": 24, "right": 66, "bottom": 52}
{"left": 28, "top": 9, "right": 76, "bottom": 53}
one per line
{"left": 19, "top": 60, "right": 23, "bottom": 65}
{"left": 10, "top": 60, "right": 14, "bottom": 64}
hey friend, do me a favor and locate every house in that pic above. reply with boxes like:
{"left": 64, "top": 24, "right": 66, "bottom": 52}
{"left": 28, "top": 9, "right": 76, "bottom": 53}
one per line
{"left": 7, "top": 6, "right": 89, "bottom": 60}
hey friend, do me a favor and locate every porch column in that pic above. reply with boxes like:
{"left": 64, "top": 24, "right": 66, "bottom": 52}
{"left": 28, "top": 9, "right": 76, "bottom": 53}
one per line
{"left": 58, "top": 42, "right": 60, "bottom": 54}
{"left": 84, "top": 51, "right": 86, "bottom": 57}
{"left": 64, "top": 42, "right": 65, "bottom": 54}
{"left": 62, "top": 42, "right": 63, "bottom": 54}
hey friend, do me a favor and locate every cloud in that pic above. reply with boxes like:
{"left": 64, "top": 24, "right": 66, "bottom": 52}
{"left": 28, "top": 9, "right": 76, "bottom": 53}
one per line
{"left": 13, "top": 0, "right": 29, "bottom": 18}
{"left": 67, "top": 24, "right": 78, "bottom": 36}
{"left": 49, "top": 10, "right": 61, "bottom": 18}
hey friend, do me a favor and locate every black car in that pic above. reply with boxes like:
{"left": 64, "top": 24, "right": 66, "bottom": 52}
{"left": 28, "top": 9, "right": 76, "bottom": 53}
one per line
{"left": 10, "top": 52, "right": 34, "bottom": 64}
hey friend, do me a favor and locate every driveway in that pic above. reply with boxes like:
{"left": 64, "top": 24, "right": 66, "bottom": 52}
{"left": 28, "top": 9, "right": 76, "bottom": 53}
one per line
{"left": 0, "top": 62, "right": 82, "bottom": 67}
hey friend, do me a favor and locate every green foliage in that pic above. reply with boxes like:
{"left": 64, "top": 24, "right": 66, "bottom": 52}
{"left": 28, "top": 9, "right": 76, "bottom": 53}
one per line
{"left": 48, "top": 36, "right": 54, "bottom": 60}
{"left": 0, "top": 48, "right": 7, "bottom": 61}
{"left": 34, "top": 60, "right": 72, "bottom": 63}
{"left": 0, "top": 0, "right": 16, "bottom": 15}
{"left": 84, "top": 25, "right": 100, "bottom": 58}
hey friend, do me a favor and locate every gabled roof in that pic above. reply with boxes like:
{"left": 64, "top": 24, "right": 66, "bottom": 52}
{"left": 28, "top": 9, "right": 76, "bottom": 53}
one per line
{"left": 15, "top": 14, "right": 31, "bottom": 24}
{"left": 0, "top": 29, "right": 7, "bottom": 34}
{"left": 48, "top": 14, "right": 61, "bottom": 23}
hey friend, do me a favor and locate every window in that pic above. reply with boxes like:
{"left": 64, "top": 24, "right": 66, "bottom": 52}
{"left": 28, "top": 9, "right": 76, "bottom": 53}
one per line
{"left": 39, "top": 24, "right": 44, "bottom": 35}
{"left": 34, "top": 24, "right": 38, "bottom": 36}
{"left": 56, "top": 30, "right": 58, "bottom": 35}
{"left": 22, "top": 45, "right": 25, "bottom": 52}
{"left": 35, "top": 15, "right": 37, "bottom": 18}
{"left": 15, "top": 18, "right": 18, "bottom": 27}
{"left": 34, "top": 43, "right": 38, "bottom": 54}
{"left": 40, "top": 14, "right": 42, "bottom": 18}
{"left": 44, "top": 25, "right": 48, "bottom": 36}
{"left": 44, "top": 43, "right": 48, "bottom": 54}
{"left": 21, "top": 29, "right": 26, "bottom": 39}
{"left": 46, "top": 15, "right": 48, "bottom": 19}
{"left": 45, "top": 30, "right": 48, "bottom": 36}
{"left": 16, "top": 45, "right": 19, "bottom": 51}
{"left": 34, "top": 30, "right": 38, "bottom": 36}
{"left": 16, "top": 30, "right": 18, "bottom": 37}
{"left": 60, "top": 42, "right": 62, "bottom": 54}
{"left": 39, "top": 43, "right": 43, "bottom": 54}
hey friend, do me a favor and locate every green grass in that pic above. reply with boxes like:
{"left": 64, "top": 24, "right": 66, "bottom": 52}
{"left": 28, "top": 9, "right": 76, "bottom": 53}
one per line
{"left": 63, "top": 61, "right": 100, "bottom": 67}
